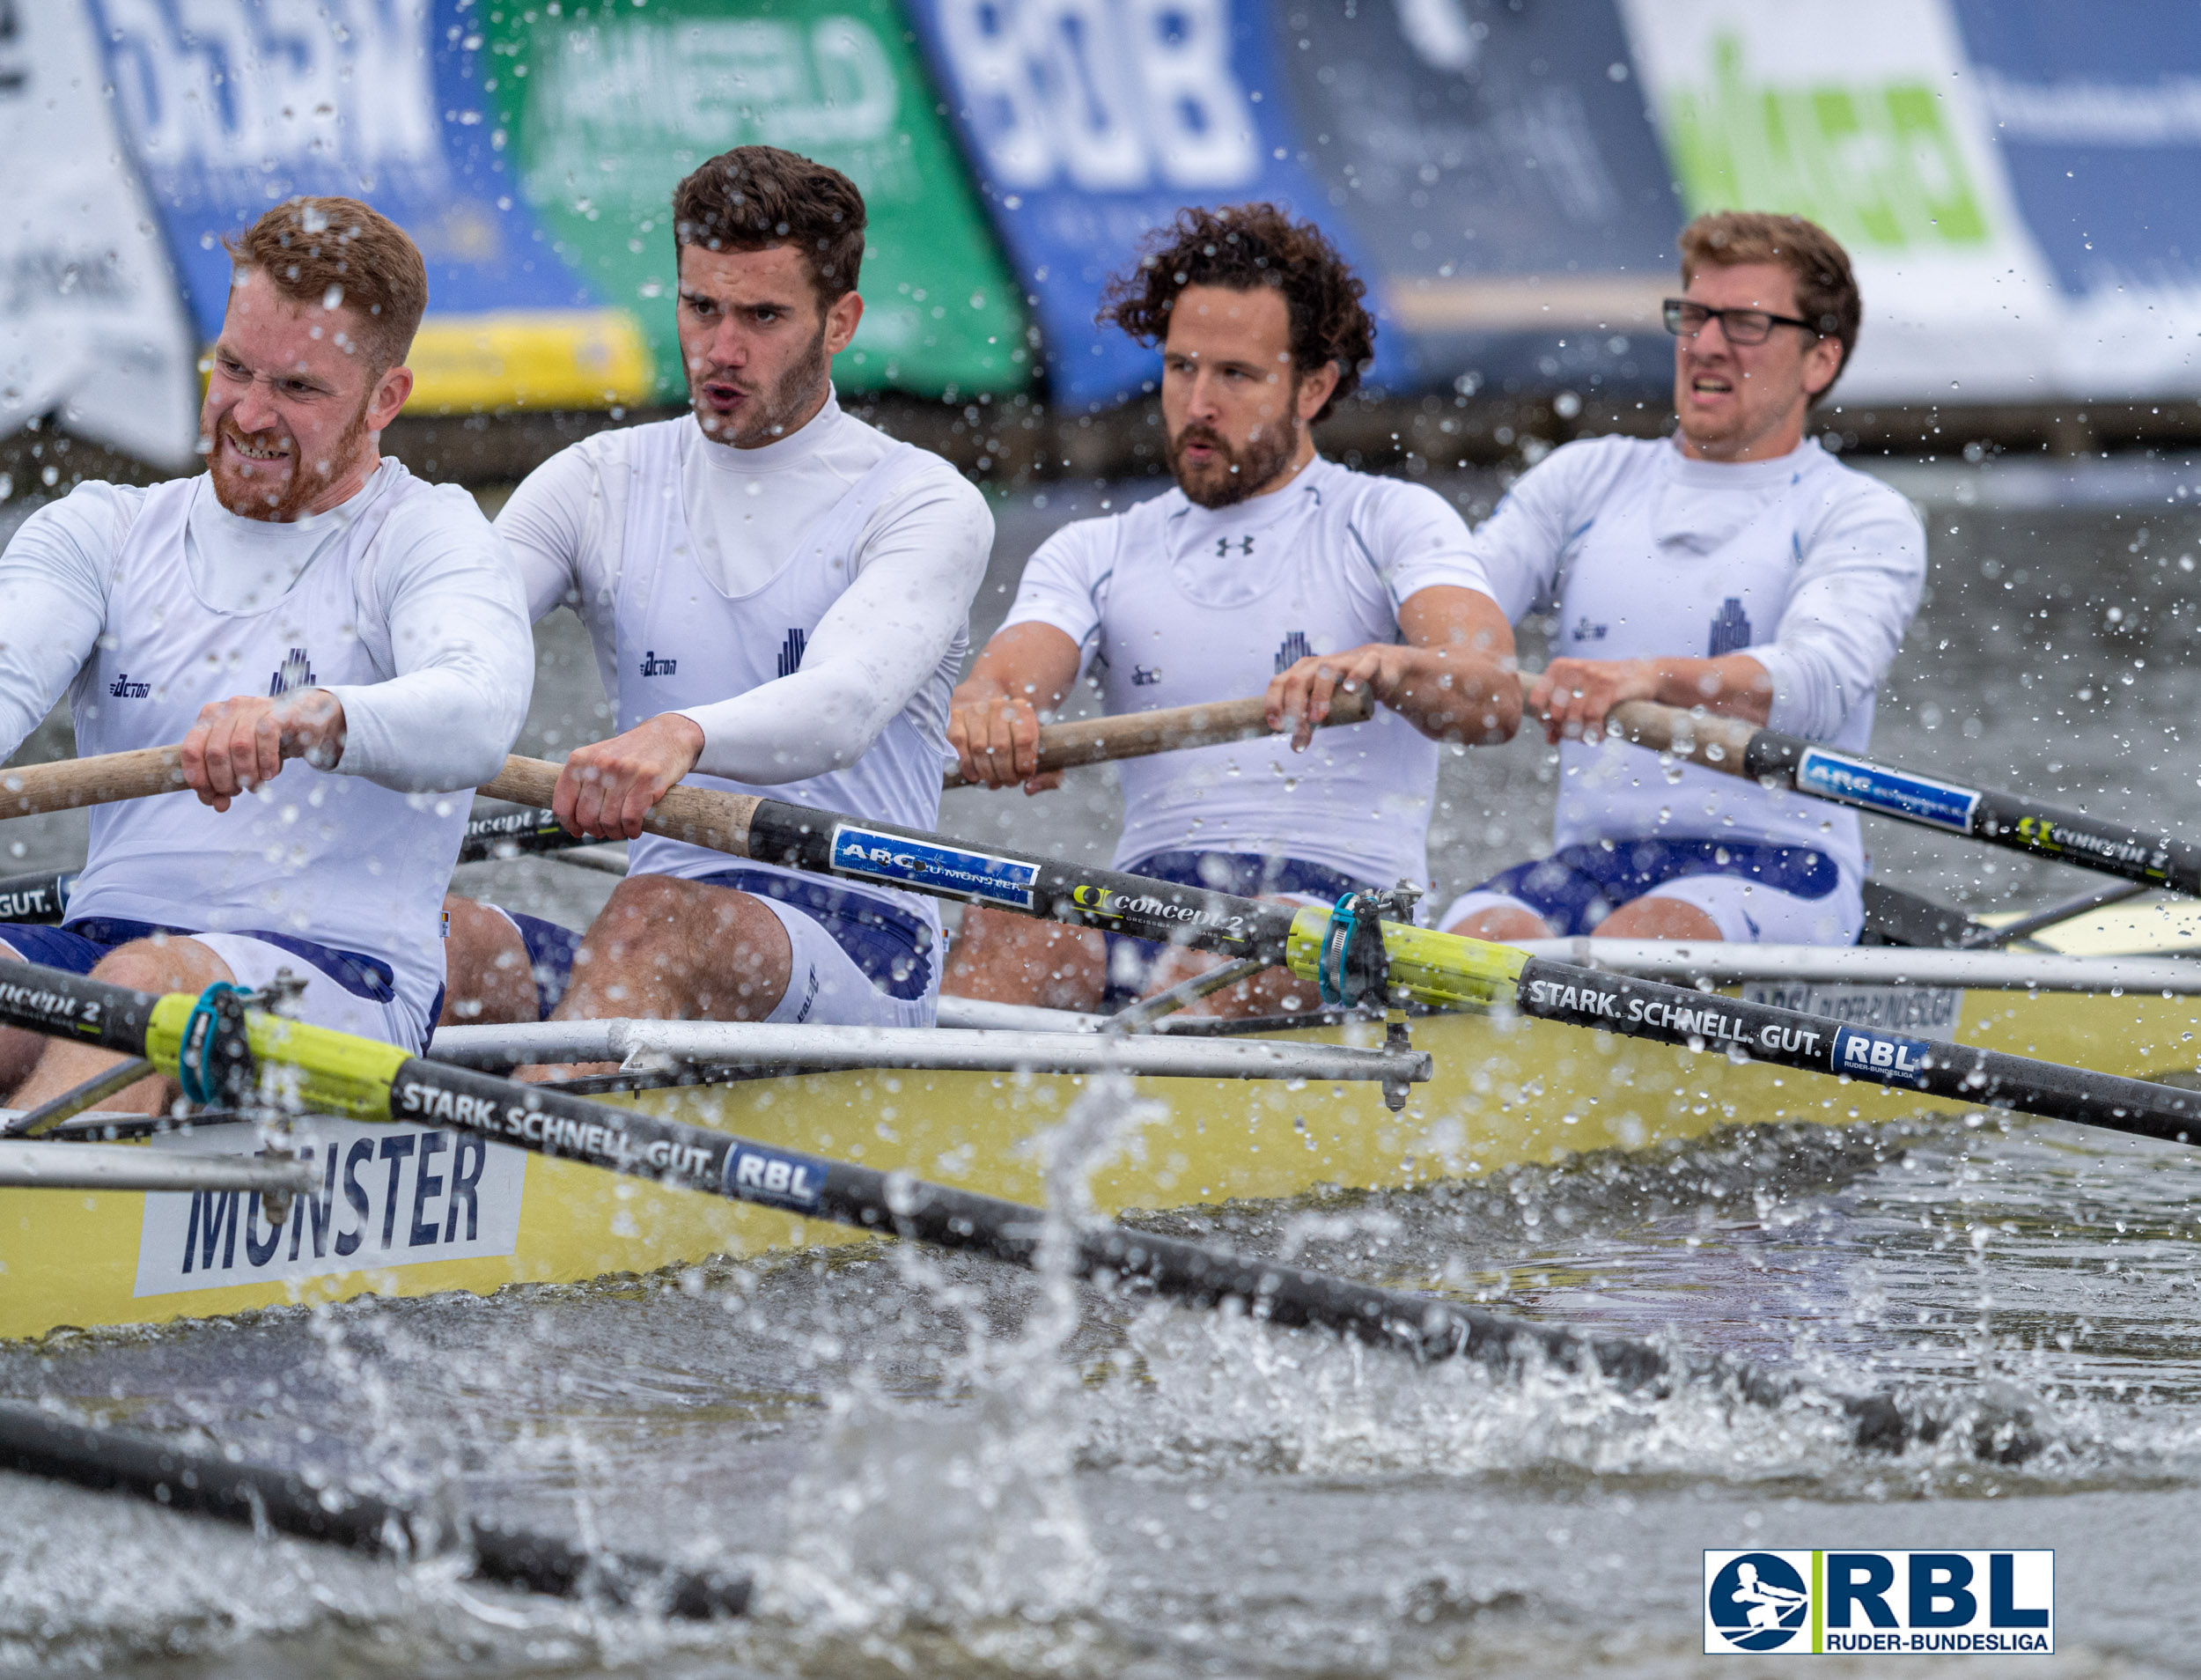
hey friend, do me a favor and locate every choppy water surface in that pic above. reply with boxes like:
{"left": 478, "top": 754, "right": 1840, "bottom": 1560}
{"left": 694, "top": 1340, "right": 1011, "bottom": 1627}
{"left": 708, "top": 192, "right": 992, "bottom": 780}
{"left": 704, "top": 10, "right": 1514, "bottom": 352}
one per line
{"left": 4, "top": 461, "right": 2201, "bottom": 1676}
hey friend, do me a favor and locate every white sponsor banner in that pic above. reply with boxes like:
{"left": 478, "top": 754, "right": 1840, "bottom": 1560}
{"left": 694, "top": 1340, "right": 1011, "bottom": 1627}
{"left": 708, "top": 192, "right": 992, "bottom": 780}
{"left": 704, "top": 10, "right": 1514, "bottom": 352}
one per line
{"left": 134, "top": 1116, "right": 526, "bottom": 1299}
{"left": 1616, "top": 0, "right": 2065, "bottom": 405}
{"left": 0, "top": 4, "right": 198, "bottom": 465}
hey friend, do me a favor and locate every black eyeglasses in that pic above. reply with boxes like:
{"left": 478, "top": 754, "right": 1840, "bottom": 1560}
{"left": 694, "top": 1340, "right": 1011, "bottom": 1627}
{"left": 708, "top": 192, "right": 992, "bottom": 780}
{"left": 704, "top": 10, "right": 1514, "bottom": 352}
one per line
{"left": 1663, "top": 298, "right": 1821, "bottom": 345}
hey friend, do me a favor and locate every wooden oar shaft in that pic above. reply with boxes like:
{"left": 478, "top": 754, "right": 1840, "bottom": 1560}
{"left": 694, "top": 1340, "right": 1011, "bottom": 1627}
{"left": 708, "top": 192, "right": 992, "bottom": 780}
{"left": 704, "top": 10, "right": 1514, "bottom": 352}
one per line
{"left": 482, "top": 757, "right": 762, "bottom": 858}
{"left": 942, "top": 688, "right": 1375, "bottom": 791}
{"left": 0, "top": 748, "right": 183, "bottom": 818}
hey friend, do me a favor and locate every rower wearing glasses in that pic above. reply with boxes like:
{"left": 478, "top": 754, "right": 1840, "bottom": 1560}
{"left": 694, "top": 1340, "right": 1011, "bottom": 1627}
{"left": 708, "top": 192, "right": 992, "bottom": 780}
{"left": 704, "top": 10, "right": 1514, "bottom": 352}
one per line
{"left": 1439, "top": 211, "right": 1924, "bottom": 947}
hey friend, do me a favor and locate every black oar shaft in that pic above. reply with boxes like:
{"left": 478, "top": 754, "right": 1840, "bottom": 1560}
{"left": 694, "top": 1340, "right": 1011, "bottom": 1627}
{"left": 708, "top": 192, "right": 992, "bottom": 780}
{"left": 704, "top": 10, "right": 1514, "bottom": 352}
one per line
{"left": 1514, "top": 956, "right": 2201, "bottom": 1141}
{"left": 456, "top": 806, "right": 570, "bottom": 866}
{"left": 1739, "top": 728, "right": 2201, "bottom": 895}
{"left": 743, "top": 798, "right": 1303, "bottom": 963}
{"left": 0, "top": 1400, "right": 748, "bottom": 1616}
{"left": 0, "top": 870, "right": 74, "bottom": 926}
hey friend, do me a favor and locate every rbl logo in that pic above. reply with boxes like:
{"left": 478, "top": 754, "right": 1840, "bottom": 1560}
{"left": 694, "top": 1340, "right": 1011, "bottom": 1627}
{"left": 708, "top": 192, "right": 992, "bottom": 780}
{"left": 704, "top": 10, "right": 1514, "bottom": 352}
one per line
{"left": 1704, "top": 1550, "right": 2053, "bottom": 1656}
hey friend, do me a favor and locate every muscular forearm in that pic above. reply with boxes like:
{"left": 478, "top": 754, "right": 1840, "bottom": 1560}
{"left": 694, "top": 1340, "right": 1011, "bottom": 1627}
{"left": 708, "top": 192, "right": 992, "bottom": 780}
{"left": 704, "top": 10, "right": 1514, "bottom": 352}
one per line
{"left": 1382, "top": 650, "right": 1521, "bottom": 744}
{"left": 1642, "top": 654, "right": 1774, "bottom": 726}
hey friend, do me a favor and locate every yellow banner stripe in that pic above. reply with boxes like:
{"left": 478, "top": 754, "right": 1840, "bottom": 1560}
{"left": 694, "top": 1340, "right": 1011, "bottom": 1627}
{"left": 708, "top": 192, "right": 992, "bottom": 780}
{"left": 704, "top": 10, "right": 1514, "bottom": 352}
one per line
{"left": 401, "top": 309, "right": 654, "bottom": 413}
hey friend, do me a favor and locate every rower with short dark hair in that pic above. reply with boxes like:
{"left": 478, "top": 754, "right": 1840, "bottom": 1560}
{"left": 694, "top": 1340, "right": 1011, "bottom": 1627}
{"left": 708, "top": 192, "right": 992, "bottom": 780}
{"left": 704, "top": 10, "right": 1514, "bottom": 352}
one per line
{"left": 1439, "top": 210, "right": 1924, "bottom": 947}
{"left": 441, "top": 145, "right": 992, "bottom": 1061}
{"left": 0, "top": 195, "right": 535, "bottom": 1111}
{"left": 943, "top": 203, "right": 1520, "bottom": 1018}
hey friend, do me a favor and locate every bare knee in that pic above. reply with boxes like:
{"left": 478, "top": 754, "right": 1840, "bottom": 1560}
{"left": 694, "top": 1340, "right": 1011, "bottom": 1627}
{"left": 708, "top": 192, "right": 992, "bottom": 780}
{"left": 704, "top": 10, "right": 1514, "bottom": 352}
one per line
{"left": 1595, "top": 896, "right": 1721, "bottom": 941}
{"left": 1445, "top": 906, "right": 1555, "bottom": 943}
{"left": 89, "top": 936, "right": 233, "bottom": 997}
{"left": 945, "top": 906, "right": 1103, "bottom": 1011}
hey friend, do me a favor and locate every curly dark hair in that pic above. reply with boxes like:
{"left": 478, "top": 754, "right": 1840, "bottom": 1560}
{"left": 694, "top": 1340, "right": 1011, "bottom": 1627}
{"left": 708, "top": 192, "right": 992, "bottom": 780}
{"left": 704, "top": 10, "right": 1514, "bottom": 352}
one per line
{"left": 1098, "top": 204, "right": 1375, "bottom": 422}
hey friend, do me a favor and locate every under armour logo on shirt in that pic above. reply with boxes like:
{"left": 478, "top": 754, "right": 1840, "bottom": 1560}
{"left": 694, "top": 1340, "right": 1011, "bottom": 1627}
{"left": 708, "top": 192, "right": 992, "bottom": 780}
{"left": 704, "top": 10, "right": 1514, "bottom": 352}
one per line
{"left": 1708, "top": 598, "right": 1753, "bottom": 658}
{"left": 1274, "top": 630, "right": 1313, "bottom": 674}
{"left": 638, "top": 650, "right": 678, "bottom": 676}
{"left": 268, "top": 646, "right": 315, "bottom": 696}
{"left": 777, "top": 629, "right": 808, "bottom": 678}
{"left": 1216, "top": 535, "right": 1255, "bottom": 557}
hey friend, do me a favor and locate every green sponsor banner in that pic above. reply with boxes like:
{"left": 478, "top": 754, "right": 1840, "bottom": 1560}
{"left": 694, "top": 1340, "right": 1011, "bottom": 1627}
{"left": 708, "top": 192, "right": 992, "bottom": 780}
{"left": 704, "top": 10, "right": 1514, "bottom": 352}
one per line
{"left": 484, "top": 0, "right": 1030, "bottom": 400}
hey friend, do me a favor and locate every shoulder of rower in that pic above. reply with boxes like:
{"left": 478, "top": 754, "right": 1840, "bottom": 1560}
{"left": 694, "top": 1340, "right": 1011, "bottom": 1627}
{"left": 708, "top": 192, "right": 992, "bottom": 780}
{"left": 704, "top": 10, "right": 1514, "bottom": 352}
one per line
{"left": 850, "top": 440, "right": 993, "bottom": 553}
{"left": 9, "top": 478, "right": 150, "bottom": 577}
{"left": 1488, "top": 433, "right": 1656, "bottom": 530}
{"left": 1786, "top": 443, "right": 1925, "bottom": 553}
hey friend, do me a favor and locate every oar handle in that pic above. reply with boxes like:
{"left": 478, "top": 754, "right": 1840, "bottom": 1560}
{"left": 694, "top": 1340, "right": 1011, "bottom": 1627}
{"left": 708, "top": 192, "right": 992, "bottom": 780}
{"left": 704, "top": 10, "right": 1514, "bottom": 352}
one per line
{"left": 0, "top": 747, "right": 185, "bottom": 818}
{"left": 943, "top": 688, "right": 1376, "bottom": 791}
{"left": 1602, "top": 698, "right": 1761, "bottom": 775}
{"left": 1514, "top": 674, "right": 1762, "bottom": 776}
{"left": 482, "top": 756, "right": 762, "bottom": 858}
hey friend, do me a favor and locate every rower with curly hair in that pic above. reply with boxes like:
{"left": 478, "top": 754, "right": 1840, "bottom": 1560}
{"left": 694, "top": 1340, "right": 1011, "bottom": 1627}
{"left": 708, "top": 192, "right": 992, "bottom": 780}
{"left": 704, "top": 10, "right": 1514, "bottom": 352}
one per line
{"left": 943, "top": 203, "right": 1521, "bottom": 1019}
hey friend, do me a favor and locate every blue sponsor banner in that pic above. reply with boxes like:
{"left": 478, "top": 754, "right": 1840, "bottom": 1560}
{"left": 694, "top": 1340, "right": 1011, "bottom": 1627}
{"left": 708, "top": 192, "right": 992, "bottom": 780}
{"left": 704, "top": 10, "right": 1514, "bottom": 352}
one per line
{"left": 88, "top": 0, "right": 651, "bottom": 409}
{"left": 1950, "top": 1, "right": 2201, "bottom": 301}
{"left": 1795, "top": 747, "right": 1981, "bottom": 834}
{"left": 903, "top": 0, "right": 1410, "bottom": 409}
{"left": 1272, "top": 0, "right": 1681, "bottom": 397}
{"left": 830, "top": 824, "right": 1041, "bottom": 910}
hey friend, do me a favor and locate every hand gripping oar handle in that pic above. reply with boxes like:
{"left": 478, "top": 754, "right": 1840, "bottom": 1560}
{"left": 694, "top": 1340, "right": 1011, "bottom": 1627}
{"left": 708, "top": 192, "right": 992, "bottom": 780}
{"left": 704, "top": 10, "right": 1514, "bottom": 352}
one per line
{"left": 0, "top": 1400, "right": 750, "bottom": 1616}
{"left": 1595, "top": 694, "right": 2201, "bottom": 897}
{"left": 0, "top": 747, "right": 184, "bottom": 817}
{"left": 941, "top": 688, "right": 1376, "bottom": 790}
{"left": 0, "top": 957, "right": 1913, "bottom": 1450}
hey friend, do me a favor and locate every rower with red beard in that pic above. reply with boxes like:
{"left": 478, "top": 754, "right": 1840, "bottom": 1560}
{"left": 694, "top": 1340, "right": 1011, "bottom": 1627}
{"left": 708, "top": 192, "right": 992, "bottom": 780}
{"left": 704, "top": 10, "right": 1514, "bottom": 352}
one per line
{"left": 942, "top": 204, "right": 1520, "bottom": 1019}
{"left": 0, "top": 196, "right": 533, "bottom": 1112}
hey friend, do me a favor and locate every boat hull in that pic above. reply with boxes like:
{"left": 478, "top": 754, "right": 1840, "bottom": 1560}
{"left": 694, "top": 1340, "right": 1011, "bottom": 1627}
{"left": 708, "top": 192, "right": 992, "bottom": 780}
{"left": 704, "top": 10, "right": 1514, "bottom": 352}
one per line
{"left": 4, "top": 983, "right": 2195, "bottom": 1341}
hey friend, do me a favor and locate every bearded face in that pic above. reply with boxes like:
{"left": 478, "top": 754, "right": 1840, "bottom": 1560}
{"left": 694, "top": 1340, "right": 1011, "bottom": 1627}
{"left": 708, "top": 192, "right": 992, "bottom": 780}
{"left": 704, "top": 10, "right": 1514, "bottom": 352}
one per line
{"left": 208, "top": 392, "right": 373, "bottom": 521}
{"left": 689, "top": 318, "right": 831, "bottom": 449}
{"left": 1166, "top": 404, "right": 1300, "bottom": 510}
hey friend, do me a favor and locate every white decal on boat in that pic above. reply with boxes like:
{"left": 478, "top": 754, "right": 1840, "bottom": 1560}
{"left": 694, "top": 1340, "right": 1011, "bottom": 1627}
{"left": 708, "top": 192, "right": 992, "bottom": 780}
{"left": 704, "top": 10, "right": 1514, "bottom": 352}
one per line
{"left": 1741, "top": 982, "right": 1964, "bottom": 1037}
{"left": 132, "top": 1117, "right": 526, "bottom": 1299}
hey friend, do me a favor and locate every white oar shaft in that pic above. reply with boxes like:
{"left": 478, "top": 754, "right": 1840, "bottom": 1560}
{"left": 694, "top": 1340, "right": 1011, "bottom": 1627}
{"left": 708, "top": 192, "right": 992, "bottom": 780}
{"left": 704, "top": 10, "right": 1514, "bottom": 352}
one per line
{"left": 0, "top": 1140, "right": 319, "bottom": 1194}
{"left": 429, "top": 1018, "right": 1428, "bottom": 1085}
{"left": 943, "top": 688, "right": 1374, "bottom": 790}
{"left": 0, "top": 748, "right": 184, "bottom": 819}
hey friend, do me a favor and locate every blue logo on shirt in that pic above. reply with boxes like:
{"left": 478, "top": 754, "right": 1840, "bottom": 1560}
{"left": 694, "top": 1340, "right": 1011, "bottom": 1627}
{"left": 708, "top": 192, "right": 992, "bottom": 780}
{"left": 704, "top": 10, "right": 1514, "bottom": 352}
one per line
{"left": 1708, "top": 598, "right": 1752, "bottom": 658}
{"left": 638, "top": 650, "right": 678, "bottom": 677}
{"left": 1216, "top": 535, "right": 1255, "bottom": 557}
{"left": 268, "top": 646, "right": 315, "bottom": 696}
{"left": 1131, "top": 665, "right": 1164, "bottom": 687}
{"left": 107, "top": 673, "right": 151, "bottom": 699}
{"left": 1570, "top": 615, "right": 1608, "bottom": 643}
{"left": 1274, "top": 630, "right": 1312, "bottom": 674}
{"left": 777, "top": 629, "right": 807, "bottom": 679}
